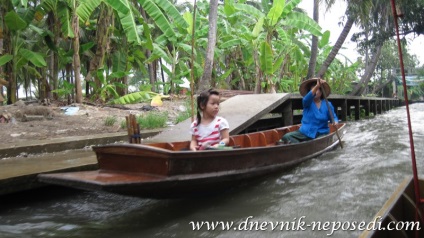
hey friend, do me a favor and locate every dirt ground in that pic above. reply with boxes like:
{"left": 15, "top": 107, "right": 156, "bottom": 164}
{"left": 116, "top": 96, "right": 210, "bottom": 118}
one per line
{"left": 0, "top": 97, "right": 188, "bottom": 145}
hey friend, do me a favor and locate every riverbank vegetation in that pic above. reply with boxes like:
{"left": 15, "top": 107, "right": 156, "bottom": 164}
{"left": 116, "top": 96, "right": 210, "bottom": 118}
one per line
{"left": 0, "top": 0, "right": 423, "bottom": 106}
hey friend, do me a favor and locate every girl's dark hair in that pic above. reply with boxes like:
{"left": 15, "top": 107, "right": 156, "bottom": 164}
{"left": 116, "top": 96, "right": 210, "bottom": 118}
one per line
{"left": 196, "top": 89, "right": 219, "bottom": 125}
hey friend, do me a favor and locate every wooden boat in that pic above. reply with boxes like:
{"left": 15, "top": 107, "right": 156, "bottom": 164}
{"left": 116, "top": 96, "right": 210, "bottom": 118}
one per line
{"left": 359, "top": 177, "right": 424, "bottom": 238}
{"left": 38, "top": 123, "right": 346, "bottom": 199}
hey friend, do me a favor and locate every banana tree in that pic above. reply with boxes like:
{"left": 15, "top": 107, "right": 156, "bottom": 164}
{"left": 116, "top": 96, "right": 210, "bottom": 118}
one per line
{"left": 90, "top": 69, "right": 130, "bottom": 102}
{"left": 36, "top": 0, "right": 79, "bottom": 100}
{"left": 76, "top": 0, "right": 138, "bottom": 96}
{"left": 231, "top": 0, "right": 322, "bottom": 93}
{"left": 77, "top": 0, "right": 188, "bottom": 94}
{"left": 70, "top": 0, "right": 83, "bottom": 103}
{"left": 149, "top": 39, "right": 193, "bottom": 93}
{"left": 141, "top": 0, "right": 218, "bottom": 94}
{"left": 2, "top": 5, "right": 47, "bottom": 104}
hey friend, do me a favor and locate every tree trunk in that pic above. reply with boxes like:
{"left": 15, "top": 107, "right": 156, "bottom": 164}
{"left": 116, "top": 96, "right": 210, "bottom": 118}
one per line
{"left": 114, "top": 35, "right": 128, "bottom": 96}
{"left": 2, "top": 1, "right": 14, "bottom": 104}
{"left": 372, "top": 76, "right": 394, "bottom": 95}
{"left": 233, "top": 49, "right": 246, "bottom": 90}
{"left": 39, "top": 67, "right": 51, "bottom": 100}
{"left": 317, "top": 14, "right": 355, "bottom": 78}
{"left": 147, "top": 58, "right": 156, "bottom": 91}
{"left": 349, "top": 44, "right": 383, "bottom": 96}
{"left": 253, "top": 49, "right": 262, "bottom": 94}
{"left": 139, "top": 7, "right": 156, "bottom": 92}
{"left": 0, "top": 22, "right": 3, "bottom": 103}
{"left": 198, "top": 0, "right": 219, "bottom": 93}
{"left": 159, "top": 59, "right": 167, "bottom": 94}
{"left": 47, "top": 12, "right": 59, "bottom": 100}
{"left": 306, "top": 0, "right": 319, "bottom": 80}
{"left": 72, "top": 4, "right": 83, "bottom": 103}
{"left": 86, "top": 3, "right": 113, "bottom": 91}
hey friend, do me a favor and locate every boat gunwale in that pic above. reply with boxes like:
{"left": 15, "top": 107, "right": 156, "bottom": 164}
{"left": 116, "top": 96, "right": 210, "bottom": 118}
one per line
{"left": 359, "top": 177, "right": 424, "bottom": 238}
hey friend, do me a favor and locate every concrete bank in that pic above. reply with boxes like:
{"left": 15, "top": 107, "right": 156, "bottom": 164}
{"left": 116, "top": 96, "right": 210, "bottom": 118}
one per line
{"left": 0, "top": 129, "right": 161, "bottom": 196}
{"left": 0, "top": 129, "right": 161, "bottom": 158}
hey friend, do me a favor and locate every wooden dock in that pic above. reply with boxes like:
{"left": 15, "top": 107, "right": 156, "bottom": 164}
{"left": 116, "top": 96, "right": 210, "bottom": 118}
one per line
{"left": 151, "top": 93, "right": 291, "bottom": 142}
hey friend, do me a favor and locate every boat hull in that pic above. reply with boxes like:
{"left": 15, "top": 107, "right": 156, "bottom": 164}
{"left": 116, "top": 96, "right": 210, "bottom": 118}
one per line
{"left": 38, "top": 124, "right": 346, "bottom": 198}
{"left": 360, "top": 177, "right": 424, "bottom": 238}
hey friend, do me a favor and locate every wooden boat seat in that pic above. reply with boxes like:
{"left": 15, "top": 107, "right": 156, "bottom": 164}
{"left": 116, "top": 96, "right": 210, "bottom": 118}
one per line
{"left": 147, "top": 141, "right": 191, "bottom": 151}
{"left": 229, "top": 135, "right": 248, "bottom": 148}
{"left": 276, "top": 125, "right": 300, "bottom": 138}
{"left": 263, "top": 129, "right": 280, "bottom": 145}
{"left": 276, "top": 128, "right": 289, "bottom": 138}
{"left": 147, "top": 142, "right": 170, "bottom": 150}
{"left": 164, "top": 143, "right": 175, "bottom": 150}
{"left": 230, "top": 130, "right": 282, "bottom": 148}
{"left": 245, "top": 132, "right": 266, "bottom": 147}
{"left": 170, "top": 141, "right": 191, "bottom": 151}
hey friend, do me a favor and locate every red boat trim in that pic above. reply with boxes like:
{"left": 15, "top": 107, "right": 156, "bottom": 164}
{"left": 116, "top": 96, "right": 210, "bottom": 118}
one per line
{"left": 390, "top": 0, "right": 423, "bottom": 236}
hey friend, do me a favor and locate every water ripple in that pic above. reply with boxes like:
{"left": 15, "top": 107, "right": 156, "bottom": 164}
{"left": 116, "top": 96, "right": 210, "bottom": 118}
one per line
{"left": 1, "top": 104, "right": 424, "bottom": 237}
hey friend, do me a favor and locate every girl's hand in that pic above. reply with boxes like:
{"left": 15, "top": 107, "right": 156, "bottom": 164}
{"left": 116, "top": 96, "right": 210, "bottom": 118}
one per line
{"left": 190, "top": 135, "right": 198, "bottom": 151}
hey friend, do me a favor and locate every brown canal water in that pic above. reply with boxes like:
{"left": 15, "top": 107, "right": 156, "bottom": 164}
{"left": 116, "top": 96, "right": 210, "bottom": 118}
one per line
{"left": 1, "top": 103, "right": 424, "bottom": 238}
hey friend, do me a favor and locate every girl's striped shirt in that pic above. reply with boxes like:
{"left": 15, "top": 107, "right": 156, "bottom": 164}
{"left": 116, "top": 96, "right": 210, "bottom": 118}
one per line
{"left": 190, "top": 116, "right": 229, "bottom": 148}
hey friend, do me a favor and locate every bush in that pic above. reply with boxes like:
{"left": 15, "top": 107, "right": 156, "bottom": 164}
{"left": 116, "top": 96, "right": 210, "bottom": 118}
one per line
{"left": 104, "top": 116, "right": 117, "bottom": 126}
{"left": 137, "top": 111, "right": 168, "bottom": 129}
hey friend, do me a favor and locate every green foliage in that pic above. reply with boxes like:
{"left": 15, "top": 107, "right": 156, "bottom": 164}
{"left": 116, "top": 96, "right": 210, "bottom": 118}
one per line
{"left": 110, "top": 91, "right": 160, "bottom": 104}
{"left": 51, "top": 80, "right": 75, "bottom": 99}
{"left": 0, "top": 55, "right": 13, "bottom": 66}
{"left": 230, "top": 0, "right": 322, "bottom": 92}
{"left": 91, "top": 70, "right": 129, "bottom": 102}
{"left": 120, "top": 119, "right": 127, "bottom": 129}
{"left": 277, "top": 77, "right": 295, "bottom": 92}
{"left": 259, "top": 41, "right": 273, "bottom": 74}
{"left": 4, "top": 11, "right": 27, "bottom": 31}
{"left": 5, "top": 0, "right": 411, "bottom": 104}
{"left": 407, "top": 86, "right": 424, "bottom": 100}
{"left": 347, "top": 109, "right": 373, "bottom": 121}
{"left": 104, "top": 116, "right": 117, "bottom": 126}
{"left": 77, "top": 0, "right": 141, "bottom": 43}
{"left": 137, "top": 111, "right": 168, "bottom": 129}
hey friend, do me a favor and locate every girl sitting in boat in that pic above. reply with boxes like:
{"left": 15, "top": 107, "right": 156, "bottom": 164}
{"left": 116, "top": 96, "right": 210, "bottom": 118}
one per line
{"left": 189, "top": 89, "right": 230, "bottom": 151}
{"left": 281, "top": 78, "right": 338, "bottom": 144}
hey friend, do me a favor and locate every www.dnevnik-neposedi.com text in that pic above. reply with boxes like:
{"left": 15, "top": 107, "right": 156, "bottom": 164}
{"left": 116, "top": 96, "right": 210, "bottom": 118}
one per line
{"left": 189, "top": 216, "right": 420, "bottom": 236}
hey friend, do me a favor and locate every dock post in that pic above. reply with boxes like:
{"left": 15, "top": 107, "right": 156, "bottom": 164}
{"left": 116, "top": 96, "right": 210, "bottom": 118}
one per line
{"left": 354, "top": 100, "right": 360, "bottom": 120}
{"left": 340, "top": 99, "right": 347, "bottom": 122}
{"left": 281, "top": 101, "right": 293, "bottom": 126}
{"left": 363, "top": 99, "right": 370, "bottom": 117}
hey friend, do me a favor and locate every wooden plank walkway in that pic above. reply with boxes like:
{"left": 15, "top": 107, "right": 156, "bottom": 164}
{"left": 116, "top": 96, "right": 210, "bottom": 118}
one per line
{"left": 151, "top": 93, "right": 290, "bottom": 142}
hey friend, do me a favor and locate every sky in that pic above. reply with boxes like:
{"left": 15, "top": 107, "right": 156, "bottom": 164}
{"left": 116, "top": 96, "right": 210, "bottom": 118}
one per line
{"left": 298, "top": 1, "right": 424, "bottom": 65}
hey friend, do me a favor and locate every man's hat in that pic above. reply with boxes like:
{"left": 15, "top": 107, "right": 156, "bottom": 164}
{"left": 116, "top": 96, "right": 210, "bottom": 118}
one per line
{"left": 299, "top": 78, "right": 331, "bottom": 97}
